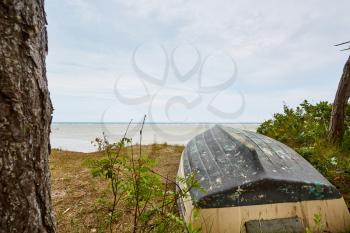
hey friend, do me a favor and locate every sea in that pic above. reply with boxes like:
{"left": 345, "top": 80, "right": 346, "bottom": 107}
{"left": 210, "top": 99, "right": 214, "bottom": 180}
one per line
{"left": 51, "top": 123, "right": 260, "bottom": 152}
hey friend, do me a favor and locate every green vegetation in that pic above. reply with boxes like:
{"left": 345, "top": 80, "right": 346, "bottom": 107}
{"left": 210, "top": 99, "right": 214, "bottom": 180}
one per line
{"left": 85, "top": 120, "right": 203, "bottom": 233}
{"left": 305, "top": 213, "right": 325, "bottom": 233}
{"left": 50, "top": 144, "right": 186, "bottom": 233}
{"left": 257, "top": 100, "right": 350, "bottom": 207}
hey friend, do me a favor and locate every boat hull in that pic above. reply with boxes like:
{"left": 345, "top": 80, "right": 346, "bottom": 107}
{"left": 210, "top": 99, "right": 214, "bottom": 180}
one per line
{"left": 177, "top": 154, "right": 350, "bottom": 233}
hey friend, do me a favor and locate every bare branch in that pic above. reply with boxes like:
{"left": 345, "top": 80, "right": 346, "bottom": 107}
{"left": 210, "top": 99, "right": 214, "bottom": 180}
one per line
{"left": 335, "top": 41, "right": 350, "bottom": 46}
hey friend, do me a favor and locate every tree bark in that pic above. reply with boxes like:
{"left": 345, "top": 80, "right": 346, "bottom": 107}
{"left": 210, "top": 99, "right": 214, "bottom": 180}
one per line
{"left": 328, "top": 56, "right": 350, "bottom": 143}
{"left": 0, "top": 0, "right": 55, "bottom": 232}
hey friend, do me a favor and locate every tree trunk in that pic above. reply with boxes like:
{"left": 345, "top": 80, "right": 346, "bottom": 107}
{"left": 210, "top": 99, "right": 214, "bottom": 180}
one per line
{"left": 0, "top": 0, "right": 55, "bottom": 232}
{"left": 328, "top": 56, "right": 350, "bottom": 143}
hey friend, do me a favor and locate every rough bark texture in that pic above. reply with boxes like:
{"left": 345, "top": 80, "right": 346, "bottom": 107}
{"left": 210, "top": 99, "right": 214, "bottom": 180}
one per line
{"left": 328, "top": 56, "right": 350, "bottom": 143}
{"left": 0, "top": 0, "right": 55, "bottom": 232}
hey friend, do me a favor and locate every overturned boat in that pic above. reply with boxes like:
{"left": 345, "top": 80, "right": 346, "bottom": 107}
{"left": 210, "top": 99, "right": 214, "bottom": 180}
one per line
{"left": 177, "top": 125, "right": 350, "bottom": 233}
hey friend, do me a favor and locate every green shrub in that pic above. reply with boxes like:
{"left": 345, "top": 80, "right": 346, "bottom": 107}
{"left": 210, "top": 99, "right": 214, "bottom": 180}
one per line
{"left": 257, "top": 100, "right": 332, "bottom": 147}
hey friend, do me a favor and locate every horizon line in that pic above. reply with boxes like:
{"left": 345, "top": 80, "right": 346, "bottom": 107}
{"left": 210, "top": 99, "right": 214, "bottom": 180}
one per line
{"left": 52, "top": 121, "right": 261, "bottom": 124}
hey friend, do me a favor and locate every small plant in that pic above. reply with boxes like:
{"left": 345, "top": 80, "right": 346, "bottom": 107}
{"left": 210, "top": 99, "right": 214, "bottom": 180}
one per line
{"left": 86, "top": 116, "right": 203, "bottom": 233}
{"left": 305, "top": 227, "right": 312, "bottom": 233}
{"left": 304, "top": 213, "right": 324, "bottom": 233}
{"left": 313, "top": 213, "right": 324, "bottom": 232}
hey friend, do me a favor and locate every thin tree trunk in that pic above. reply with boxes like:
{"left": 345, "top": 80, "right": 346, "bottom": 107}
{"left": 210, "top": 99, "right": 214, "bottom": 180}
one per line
{"left": 328, "top": 56, "right": 350, "bottom": 143}
{"left": 0, "top": 0, "right": 55, "bottom": 232}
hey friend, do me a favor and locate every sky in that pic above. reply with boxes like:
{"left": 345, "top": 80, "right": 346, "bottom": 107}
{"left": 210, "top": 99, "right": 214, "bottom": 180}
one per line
{"left": 46, "top": 0, "right": 350, "bottom": 123}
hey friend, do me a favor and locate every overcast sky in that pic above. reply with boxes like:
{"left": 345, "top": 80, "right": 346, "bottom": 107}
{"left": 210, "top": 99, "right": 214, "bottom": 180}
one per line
{"left": 46, "top": 0, "right": 350, "bottom": 123}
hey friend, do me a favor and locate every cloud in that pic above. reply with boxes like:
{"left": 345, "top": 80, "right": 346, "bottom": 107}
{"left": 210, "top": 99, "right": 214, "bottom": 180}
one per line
{"left": 46, "top": 0, "right": 350, "bottom": 122}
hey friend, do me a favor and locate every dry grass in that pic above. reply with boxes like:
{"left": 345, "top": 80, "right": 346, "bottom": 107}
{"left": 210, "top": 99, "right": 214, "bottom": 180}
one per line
{"left": 50, "top": 144, "right": 184, "bottom": 233}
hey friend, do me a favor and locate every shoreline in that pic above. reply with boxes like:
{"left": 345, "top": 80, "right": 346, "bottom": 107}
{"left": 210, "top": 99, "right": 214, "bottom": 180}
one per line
{"left": 51, "top": 123, "right": 260, "bottom": 152}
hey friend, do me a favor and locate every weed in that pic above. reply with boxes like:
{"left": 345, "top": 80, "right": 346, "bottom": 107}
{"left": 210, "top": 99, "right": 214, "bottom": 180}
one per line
{"left": 87, "top": 116, "right": 203, "bottom": 233}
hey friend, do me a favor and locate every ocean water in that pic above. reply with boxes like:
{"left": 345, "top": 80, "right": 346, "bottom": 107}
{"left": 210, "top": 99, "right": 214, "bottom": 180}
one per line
{"left": 51, "top": 123, "right": 260, "bottom": 152}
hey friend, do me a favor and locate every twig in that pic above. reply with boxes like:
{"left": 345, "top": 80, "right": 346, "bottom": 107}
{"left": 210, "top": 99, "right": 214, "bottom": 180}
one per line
{"left": 148, "top": 168, "right": 192, "bottom": 199}
{"left": 334, "top": 41, "right": 350, "bottom": 51}
{"left": 111, "top": 119, "right": 133, "bottom": 165}
{"left": 161, "top": 175, "right": 169, "bottom": 215}
{"left": 109, "top": 119, "right": 132, "bottom": 233}
{"left": 133, "top": 115, "right": 147, "bottom": 233}
{"left": 335, "top": 41, "right": 350, "bottom": 46}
